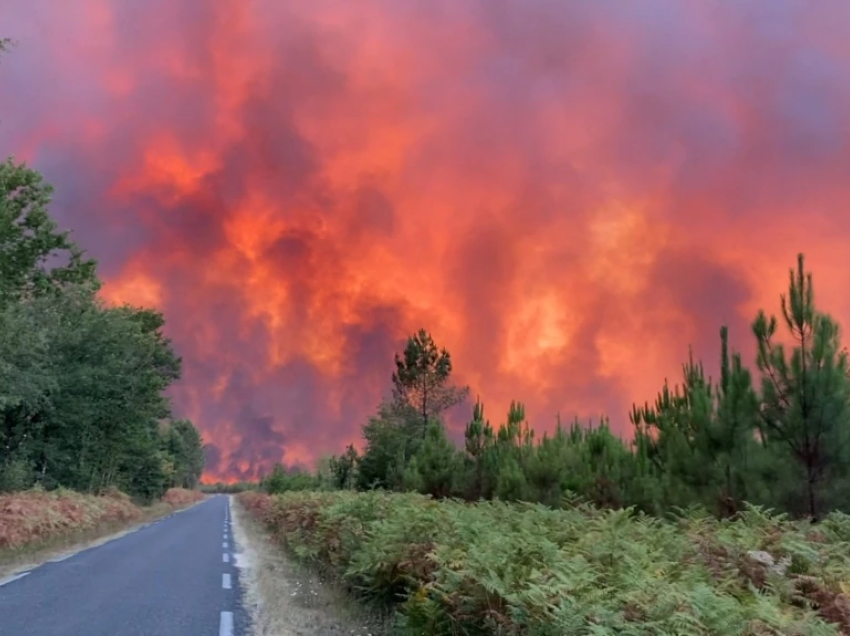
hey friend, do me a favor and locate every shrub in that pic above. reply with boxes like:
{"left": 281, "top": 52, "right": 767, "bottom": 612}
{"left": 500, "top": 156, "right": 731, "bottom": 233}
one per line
{"left": 161, "top": 488, "right": 205, "bottom": 506}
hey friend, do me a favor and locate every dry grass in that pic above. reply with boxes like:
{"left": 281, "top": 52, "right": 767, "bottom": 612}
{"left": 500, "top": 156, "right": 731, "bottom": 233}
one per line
{"left": 0, "top": 488, "right": 141, "bottom": 550}
{"left": 0, "top": 487, "right": 206, "bottom": 579}
{"left": 231, "top": 495, "right": 394, "bottom": 636}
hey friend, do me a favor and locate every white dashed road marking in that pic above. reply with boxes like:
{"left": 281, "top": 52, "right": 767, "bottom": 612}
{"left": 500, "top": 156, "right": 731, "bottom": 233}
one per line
{"left": 218, "top": 501, "right": 235, "bottom": 634}
{"left": 219, "top": 611, "right": 233, "bottom": 636}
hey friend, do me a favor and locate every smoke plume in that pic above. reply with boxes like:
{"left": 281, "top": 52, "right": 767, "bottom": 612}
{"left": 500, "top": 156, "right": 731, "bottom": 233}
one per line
{"left": 2, "top": 1, "right": 850, "bottom": 480}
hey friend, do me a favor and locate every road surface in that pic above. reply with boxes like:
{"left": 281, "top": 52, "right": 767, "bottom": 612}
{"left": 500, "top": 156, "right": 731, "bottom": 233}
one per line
{"left": 0, "top": 495, "right": 249, "bottom": 636}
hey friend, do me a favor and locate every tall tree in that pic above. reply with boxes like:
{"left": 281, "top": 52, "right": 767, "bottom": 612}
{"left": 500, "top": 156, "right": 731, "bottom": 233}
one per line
{"left": 329, "top": 444, "right": 359, "bottom": 490}
{"left": 462, "top": 398, "right": 494, "bottom": 500}
{"left": 630, "top": 349, "right": 715, "bottom": 509}
{"left": 712, "top": 326, "right": 762, "bottom": 514}
{"left": 0, "top": 159, "right": 99, "bottom": 305}
{"left": 752, "top": 253, "right": 850, "bottom": 519}
{"left": 0, "top": 44, "right": 199, "bottom": 498}
{"left": 162, "top": 419, "right": 205, "bottom": 489}
{"left": 391, "top": 329, "right": 469, "bottom": 437}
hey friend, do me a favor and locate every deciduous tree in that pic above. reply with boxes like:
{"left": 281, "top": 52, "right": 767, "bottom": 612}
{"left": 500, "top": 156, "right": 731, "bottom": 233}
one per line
{"left": 0, "top": 159, "right": 98, "bottom": 306}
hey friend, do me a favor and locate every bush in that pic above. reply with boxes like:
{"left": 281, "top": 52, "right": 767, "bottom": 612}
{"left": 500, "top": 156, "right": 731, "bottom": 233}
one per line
{"left": 200, "top": 482, "right": 258, "bottom": 494}
{"left": 261, "top": 464, "right": 321, "bottom": 494}
{"left": 161, "top": 488, "right": 205, "bottom": 506}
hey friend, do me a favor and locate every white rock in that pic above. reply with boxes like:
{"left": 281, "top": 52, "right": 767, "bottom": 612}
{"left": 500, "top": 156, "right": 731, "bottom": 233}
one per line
{"left": 746, "top": 550, "right": 791, "bottom": 576}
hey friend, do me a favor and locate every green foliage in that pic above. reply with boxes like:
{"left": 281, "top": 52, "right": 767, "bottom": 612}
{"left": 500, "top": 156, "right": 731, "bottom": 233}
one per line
{"left": 356, "top": 400, "right": 419, "bottom": 490}
{"left": 401, "top": 421, "right": 458, "bottom": 498}
{"left": 0, "top": 127, "right": 202, "bottom": 498}
{"left": 243, "top": 490, "right": 850, "bottom": 635}
{"left": 261, "top": 463, "right": 321, "bottom": 494}
{"left": 752, "top": 254, "right": 850, "bottom": 519}
{"left": 328, "top": 444, "right": 359, "bottom": 490}
{"left": 319, "top": 253, "right": 850, "bottom": 527}
{"left": 199, "top": 481, "right": 258, "bottom": 494}
{"left": 0, "top": 278, "right": 202, "bottom": 498}
{"left": 392, "top": 328, "right": 469, "bottom": 437}
{"left": 160, "top": 419, "right": 205, "bottom": 489}
{"left": 630, "top": 326, "right": 767, "bottom": 516}
{"left": 0, "top": 158, "right": 99, "bottom": 305}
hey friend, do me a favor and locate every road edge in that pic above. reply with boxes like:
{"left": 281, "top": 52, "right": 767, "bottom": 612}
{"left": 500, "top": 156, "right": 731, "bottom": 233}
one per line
{"left": 0, "top": 496, "right": 211, "bottom": 586}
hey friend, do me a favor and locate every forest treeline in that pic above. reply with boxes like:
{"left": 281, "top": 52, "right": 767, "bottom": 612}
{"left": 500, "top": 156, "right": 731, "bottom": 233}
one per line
{"left": 265, "top": 254, "right": 850, "bottom": 521}
{"left": 0, "top": 42, "right": 203, "bottom": 501}
{"left": 0, "top": 158, "right": 203, "bottom": 499}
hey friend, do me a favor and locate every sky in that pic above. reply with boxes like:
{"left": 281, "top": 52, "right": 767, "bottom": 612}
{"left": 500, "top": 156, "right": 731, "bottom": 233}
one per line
{"left": 2, "top": 0, "right": 850, "bottom": 481}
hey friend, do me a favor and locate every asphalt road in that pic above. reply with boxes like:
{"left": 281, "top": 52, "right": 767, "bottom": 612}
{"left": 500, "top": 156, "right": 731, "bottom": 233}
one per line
{"left": 0, "top": 494, "right": 249, "bottom": 636}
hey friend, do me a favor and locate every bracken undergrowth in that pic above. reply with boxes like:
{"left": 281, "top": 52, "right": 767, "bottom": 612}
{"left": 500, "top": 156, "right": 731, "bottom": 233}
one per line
{"left": 0, "top": 487, "right": 203, "bottom": 551}
{"left": 238, "top": 490, "right": 850, "bottom": 636}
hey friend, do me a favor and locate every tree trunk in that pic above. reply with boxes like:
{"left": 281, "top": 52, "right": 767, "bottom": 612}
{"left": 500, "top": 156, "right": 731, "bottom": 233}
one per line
{"left": 806, "top": 460, "right": 818, "bottom": 520}
{"left": 421, "top": 380, "right": 428, "bottom": 438}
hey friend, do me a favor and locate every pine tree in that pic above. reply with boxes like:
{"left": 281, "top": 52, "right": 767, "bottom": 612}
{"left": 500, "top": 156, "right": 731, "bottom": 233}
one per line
{"left": 752, "top": 253, "right": 850, "bottom": 519}
{"left": 463, "top": 398, "right": 493, "bottom": 500}
{"left": 403, "top": 421, "right": 457, "bottom": 498}
{"left": 391, "top": 329, "right": 469, "bottom": 437}
{"left": 328, "top": 445, "right": 359, "bottom": 490}
{"left": 712, "top": 326, "right": 761, "bottom": 515}
{"left": 630, "top": 328, "right": 763, "bottom": 515}
{"left": 630, "top": 349, "right": 716, "bottom": 509}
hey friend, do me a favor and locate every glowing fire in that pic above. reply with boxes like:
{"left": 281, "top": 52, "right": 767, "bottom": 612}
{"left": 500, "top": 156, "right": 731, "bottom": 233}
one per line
{"left": 3, "top": 1, "right": 850, "bottom": 480}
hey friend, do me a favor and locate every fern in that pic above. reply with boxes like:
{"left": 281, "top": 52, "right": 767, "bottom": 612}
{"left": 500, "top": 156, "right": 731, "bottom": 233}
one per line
{"left": 238, "top": 490, "right": 850, "bottom": 635}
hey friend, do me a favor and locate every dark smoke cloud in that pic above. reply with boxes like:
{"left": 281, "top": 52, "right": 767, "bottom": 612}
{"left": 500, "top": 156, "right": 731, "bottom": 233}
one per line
{"left": 2, "top": 0, "right": 850, "bottom": 479}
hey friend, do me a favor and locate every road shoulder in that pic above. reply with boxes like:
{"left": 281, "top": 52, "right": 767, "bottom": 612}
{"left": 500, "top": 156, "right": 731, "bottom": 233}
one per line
{"left": 230, "top": 494, "right": 393, "bottom": 636}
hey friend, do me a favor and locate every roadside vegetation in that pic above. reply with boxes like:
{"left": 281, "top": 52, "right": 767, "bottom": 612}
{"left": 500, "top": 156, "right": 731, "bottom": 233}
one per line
{"left": 232, "top": 492, "right": 393, "bottom": 636}
{"left": 242, "top": 251, "right": 850, "bottom": 634}
{"left": 241, "top": 489, "right": 850, "bottom": 635}
{"left": 306, "top": 254, "right": 850, "bottom": 523}
{"left": 200, "top": 481, "right": 258, "bottom": 494}
{"left": 0, "top": 487, "right": 203, "bottom": 554}
{"left": 0, "top": 154, "right": 204, "bottom": 499}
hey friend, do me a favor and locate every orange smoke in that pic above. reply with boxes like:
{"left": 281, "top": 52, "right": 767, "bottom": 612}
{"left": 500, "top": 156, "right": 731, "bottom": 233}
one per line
{"left": 3, "top": 1, "right": 850, "bottom": 480}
